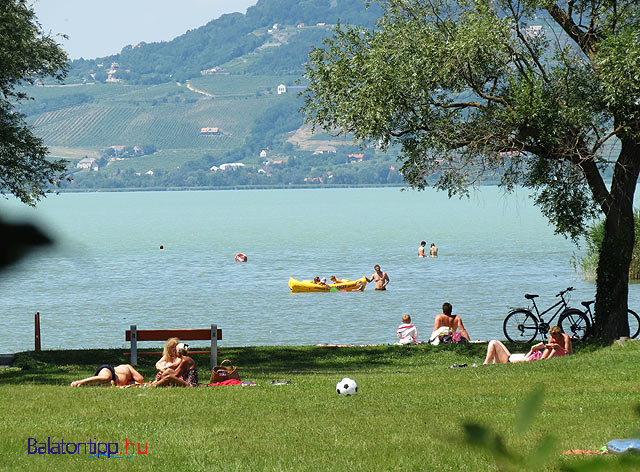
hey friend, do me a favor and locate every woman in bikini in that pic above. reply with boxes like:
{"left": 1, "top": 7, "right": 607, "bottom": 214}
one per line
{"left": 154, "top": 343, "right": 198, "bottom": 387}
{"left": 484, "top": 326, "right": 572, "bottom": 364}
{"left": 155, "top": 337, "right": 181, "bottom": 380}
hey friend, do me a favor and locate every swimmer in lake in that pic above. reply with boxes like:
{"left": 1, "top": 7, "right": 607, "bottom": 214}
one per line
{"left": 418, "top": 241, "right": 427, "bottom": 257}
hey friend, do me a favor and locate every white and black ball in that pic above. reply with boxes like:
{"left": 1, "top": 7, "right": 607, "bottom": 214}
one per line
{"left": 336, "top": 377, "right": 358, "bottom": 395}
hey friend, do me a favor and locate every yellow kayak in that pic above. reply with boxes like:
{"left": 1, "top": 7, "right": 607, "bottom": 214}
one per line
{"left": 288, "top": 277, "right": 367, "bottom": 293}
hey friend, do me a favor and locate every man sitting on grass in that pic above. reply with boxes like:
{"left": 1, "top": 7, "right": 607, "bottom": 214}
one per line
{"left": 70, "top": 364, "right": 144, "bottom": 387}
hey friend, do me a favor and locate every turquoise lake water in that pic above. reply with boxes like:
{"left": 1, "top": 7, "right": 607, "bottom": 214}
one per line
{"left": 1, "top": 187, "right": 636, "bottom": 352}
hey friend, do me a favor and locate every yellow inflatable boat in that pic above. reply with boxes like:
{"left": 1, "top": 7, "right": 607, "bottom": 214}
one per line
{"left": 288, "top": 277, "right": 367, "bottom": 293}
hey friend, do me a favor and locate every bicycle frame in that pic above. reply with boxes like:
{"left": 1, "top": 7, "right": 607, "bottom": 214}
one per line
{"left": 529, "top": 296, "right": 569, "bottom": 328}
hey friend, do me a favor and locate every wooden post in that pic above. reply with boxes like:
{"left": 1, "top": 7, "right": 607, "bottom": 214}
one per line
{"left": 211, "top": 323, "right": 217, "bottom": 369}
{"left": 34, "top": 312, "right": 41, "bottom": 351}
{"left": 130, "top": 325, "right": 137, "bottom": 366}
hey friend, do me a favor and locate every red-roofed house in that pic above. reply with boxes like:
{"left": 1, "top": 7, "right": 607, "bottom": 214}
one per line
{"left": 200, "top": 127, "right": 220, "bottom": 135}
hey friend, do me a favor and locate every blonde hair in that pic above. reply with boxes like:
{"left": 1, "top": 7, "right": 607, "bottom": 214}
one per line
{"left": 402, "top": 314, "right": 411, "bottom": 323}
{"left": 549, "top": 326, "right": 562, "bottom": 336}
{"left": 162, "top": 337, "right": 180, "bottom": 360}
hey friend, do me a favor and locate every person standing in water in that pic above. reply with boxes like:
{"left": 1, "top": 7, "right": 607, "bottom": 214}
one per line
{"left": 367, "top": 264, "right": 389, "bottom": 290}
{"left": 429, "top": 243, "right": 438, "bottom": 257}
{"left": 418, "top": 241, "right": 427, "bottom": 257}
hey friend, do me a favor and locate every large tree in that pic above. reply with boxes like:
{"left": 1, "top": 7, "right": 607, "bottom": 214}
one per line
{"left": 303, "top": 0, "right": 640, "bottom": 343}
{"left": 1, "top": 0, "right": 69, "bottom": 205}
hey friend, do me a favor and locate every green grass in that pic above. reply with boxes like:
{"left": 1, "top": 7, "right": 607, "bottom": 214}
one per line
{"left": 1, "top": 342, "right": 639, "bottom": 471}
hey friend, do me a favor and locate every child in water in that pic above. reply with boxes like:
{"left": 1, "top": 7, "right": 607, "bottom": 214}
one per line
{"left": 396, "top": 314, "right": 418, "bottom": 345}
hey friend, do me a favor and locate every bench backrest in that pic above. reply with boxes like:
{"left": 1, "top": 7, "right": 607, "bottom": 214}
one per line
{"left": 125, "top": 328, "right": 222, "bottom": 342}
{"left": 126, "top": 324, "right": 221, "bottom": 369}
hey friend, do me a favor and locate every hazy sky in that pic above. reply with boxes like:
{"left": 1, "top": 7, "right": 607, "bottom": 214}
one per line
{"left": 32, "top": 0, "right": 258, "bottom": 59}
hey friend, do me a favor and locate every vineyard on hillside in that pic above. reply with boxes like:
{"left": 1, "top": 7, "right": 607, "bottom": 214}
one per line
{"left": 27, "top": 93, "right": 284, "bottom": 151}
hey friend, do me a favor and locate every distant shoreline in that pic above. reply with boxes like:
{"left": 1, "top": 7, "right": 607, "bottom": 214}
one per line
{"left": 51, "top": 182, "right": 502, "bottom": 194}
{"left": 52, "top": 183, "right": 407, "bottom": 194}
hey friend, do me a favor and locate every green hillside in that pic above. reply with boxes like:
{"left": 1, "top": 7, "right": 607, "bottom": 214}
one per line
{"left": 65, "top": 0, "right": 382, "bottom": 85}
{"left": 17, "top": 0, "right": 408, "bottom": 190}
{"left": 27, "top": 78, "right": 294, "bottom": 154}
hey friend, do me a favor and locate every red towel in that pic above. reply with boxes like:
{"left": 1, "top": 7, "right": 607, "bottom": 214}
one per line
{"left": 208, "top": 379, "right": 243, "bottom": 386}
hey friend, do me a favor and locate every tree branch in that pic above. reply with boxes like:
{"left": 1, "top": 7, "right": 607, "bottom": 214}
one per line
{"left": 546, "top": 4, "right": 598, "bottom": 57}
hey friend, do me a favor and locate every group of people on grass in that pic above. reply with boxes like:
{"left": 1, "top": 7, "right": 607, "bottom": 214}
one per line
{"left": 396, "top": 302, "right": 573, "bottom": 364}
{"left": 71, "top": 337, "right": 198, "bottom": 387}
{"left": 396, "top": 302, "right": 470, "bottom": 345}
{"left": 71, "top": 306, "right": 572, "bottom": 387}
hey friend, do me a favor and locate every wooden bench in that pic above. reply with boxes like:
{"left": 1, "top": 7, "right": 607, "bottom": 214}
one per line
{"left": 125, "top": 324, "right": 221, "bottom": 368}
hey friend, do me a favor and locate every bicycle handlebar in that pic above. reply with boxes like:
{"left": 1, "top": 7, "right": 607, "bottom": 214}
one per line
{"left": 555, "top": 286, "right": 574, "bottom": 297}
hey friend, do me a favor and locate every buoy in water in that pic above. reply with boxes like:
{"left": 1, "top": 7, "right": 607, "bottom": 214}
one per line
{"left": 235, "top": 253, "right": 247, "bottom": 262}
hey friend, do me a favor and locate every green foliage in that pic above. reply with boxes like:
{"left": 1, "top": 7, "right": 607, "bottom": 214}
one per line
{"left": 578, "top": 210, "right": 640, "bottom": 280}
{"left": 0, "top": 0, "right": 70, "bottom": 205}
{"left": 245, "top": 95, "right": 305, "bottom": 152}
{"left": 302, "top": 0, "right": 639, "bottom": 241}
{"left": 64, "top": 0, "right": 382, "bottom": 85}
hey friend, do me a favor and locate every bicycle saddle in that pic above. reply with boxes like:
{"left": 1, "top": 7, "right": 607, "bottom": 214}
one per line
{"left": 524, "top": 294, "right": 539, "bottom": 299}
{"left": 581, "top": 300, "right": 595, "bottom": 308}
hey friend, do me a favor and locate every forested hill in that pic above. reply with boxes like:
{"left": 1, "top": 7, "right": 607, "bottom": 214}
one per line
{"left": 66, "top": 0, "right": 382, "bottom": 85}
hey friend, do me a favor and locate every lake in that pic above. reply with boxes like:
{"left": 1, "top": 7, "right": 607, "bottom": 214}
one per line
{"left": 1, "top": 187, "right": 635, "bottom": 353}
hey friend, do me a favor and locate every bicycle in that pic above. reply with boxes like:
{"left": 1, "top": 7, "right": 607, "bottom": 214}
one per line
{"left": 558, "top": 300, "right": 640, "bottom": 340}
{"left": 503, "top": 287, "right": 581, "bottom": 343}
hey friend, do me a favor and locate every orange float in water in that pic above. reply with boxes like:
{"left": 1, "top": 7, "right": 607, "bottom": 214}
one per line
{"left": 235, "top": 253, "right": 247, "bottom": 262}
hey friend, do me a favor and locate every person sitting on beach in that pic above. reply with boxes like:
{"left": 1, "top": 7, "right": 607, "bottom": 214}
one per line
{"left": 396, "top": 314, "right": 418, "bottom": 345}
{"left": 154, "top": 343, "right": 198, "bottom": 387}
{"left": 70, "top": 364, "right": 144, "bottom": 387}
{"left": 483, "top": 326, "right": 572, "bottom": 364}
{"left": 418, "top": 241, "right": 427, "bottom": 258}
{"left": 155, "top": 337, "right": 182, "bottom": 381}
{"left": 430, "top": 302, "right": 470, "bottom": 342}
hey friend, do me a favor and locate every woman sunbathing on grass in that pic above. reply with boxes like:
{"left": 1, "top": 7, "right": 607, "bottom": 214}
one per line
{"left": 70, "top": 364, "right": 144, "bottom": 387}
{"left": 155, "top": 337, "right": 182, "bottom": 381}
{"left": 153, "top": 343, "right": 198, "bottom": 387}
{"left": 484, "top": 326, "right": 573, "bottom": 364}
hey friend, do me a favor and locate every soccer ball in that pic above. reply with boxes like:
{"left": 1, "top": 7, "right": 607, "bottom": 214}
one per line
{"left": 336, "top": 377, "right": 358, "bottom": 395}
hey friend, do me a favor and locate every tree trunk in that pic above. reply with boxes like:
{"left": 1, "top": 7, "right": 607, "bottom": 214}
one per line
{"left": 593, "top": 136, "right": 640, "bottom": 342}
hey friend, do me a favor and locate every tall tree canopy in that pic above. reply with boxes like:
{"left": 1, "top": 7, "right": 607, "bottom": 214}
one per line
{"left": 0, "top": 0, "right": 69, "bottom": 205}
{"left": 303, "top": 0, "right": 640, "bottom": 342}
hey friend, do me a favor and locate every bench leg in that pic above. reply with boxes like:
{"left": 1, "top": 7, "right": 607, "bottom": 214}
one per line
{"left": 211, "top": 323, "right": 217, "bottom": 369}
{"left": 130, "top": 325, "right": 137, "bottom": 366}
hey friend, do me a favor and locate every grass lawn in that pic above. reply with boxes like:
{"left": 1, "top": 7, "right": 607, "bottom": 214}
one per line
{"left": 1, "top": 342, "right": 639, "bottom": 471}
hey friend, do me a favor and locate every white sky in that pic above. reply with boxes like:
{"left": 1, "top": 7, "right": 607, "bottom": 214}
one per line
{"left": 32, "top": 0, "right": 258, "bottom": 59}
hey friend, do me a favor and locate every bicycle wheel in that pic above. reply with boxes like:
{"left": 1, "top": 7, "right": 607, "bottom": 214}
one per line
{"left": 558, "top": 309, "right": 590, "bottom": 340}
{"left": 628, "top": 309, "right": 640, "bottom": 339}
{"left": 503, "top": 310, "right": 538, "bottom": 343}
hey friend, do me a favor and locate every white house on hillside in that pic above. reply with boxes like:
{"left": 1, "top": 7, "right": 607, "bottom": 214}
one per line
{"left": 77, "top": 157, "right": 96, "bottom": 169}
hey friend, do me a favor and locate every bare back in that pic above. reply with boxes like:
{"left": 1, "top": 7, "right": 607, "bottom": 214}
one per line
{"left": 433, "top": 314, "right": 470, "bottom": 341}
